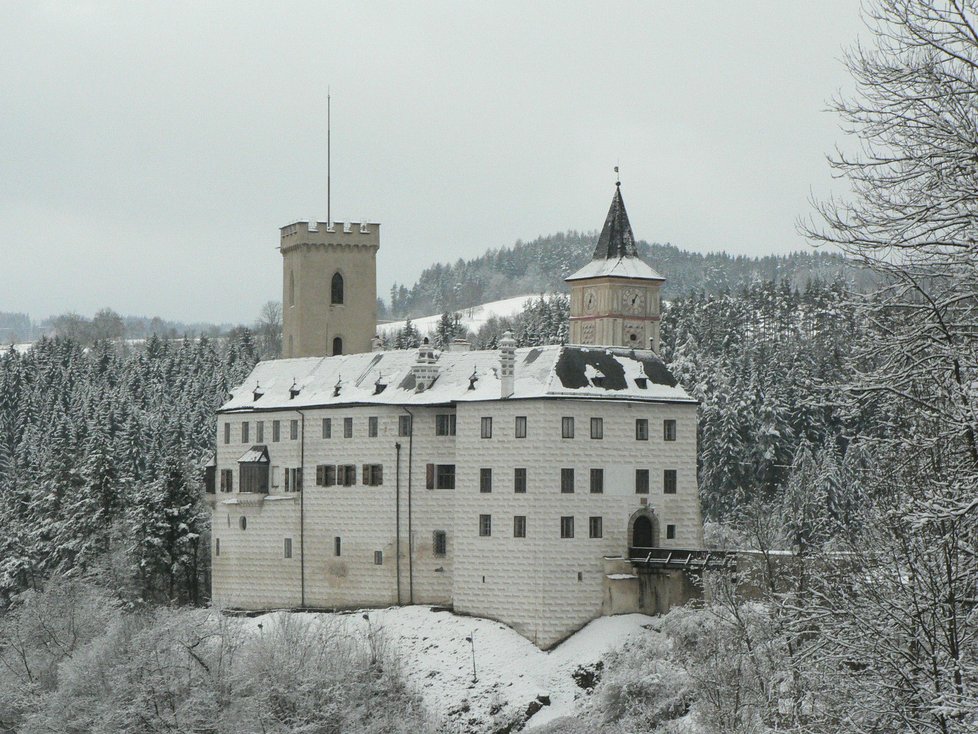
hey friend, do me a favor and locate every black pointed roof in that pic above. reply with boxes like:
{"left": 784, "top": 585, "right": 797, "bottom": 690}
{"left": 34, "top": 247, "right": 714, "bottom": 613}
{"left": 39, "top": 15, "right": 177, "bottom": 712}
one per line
{"left": 593, "top": 184, "right": 638, "bottom": 260}
{"left": 565, "top": 183, "right": 664, "bottom": 282}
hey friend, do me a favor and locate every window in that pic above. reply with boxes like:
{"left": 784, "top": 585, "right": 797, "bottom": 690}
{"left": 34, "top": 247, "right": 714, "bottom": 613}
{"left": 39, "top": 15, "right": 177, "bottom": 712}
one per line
{"left": 256, "top": 421, "right": 264, "bottom": 443}
{"left": 239, "top": 516, "right": 247, "bottom": 530}
{"left": 331, "top": 272, "right": 344, "bottom": 304}
{"left": 368, "top": 416, "right": 378, "bottom": 437}
{"left": 322, "top": 418, "right": 332, "bottom": 439}
{"left": 284, "top": 467, "right": 302, "bottom": 492}
{"left": 316, "top": 464, "right": 336, "bottom": 486}
{"left": 561, "top": 416, "right": 575, "bottom": 438}
{"left": 514, "top": 515, "right": 526, "bottom": 538}
{"left": 273, "top": 420, "right": 280, "bottom": 442}
{"left": 590, "top": 417, "right": 603, "bottom": 439}
{"left": 398, "top": 415, "right": 412, "bottom": 437}
{"left": 239, "top": 463, "right": 269, "bottom": 494}
{"left": 664, "top": 469, "right": 677, "bottom": 494}
{"left": 284, "top": 538, "right": 293, "bottom": 558}
{"left": 215, "top": 538, "right": 220, "bottom": 557}
{"left": 289, "top": 270, "right": 295, "bottom": 307}
{"left": 374, "top": 550, "right": 383, "bottom": 565}
{"left": 515, "top": 416, "right": 527, "bottom": 438}
{"left": 479, "top": 514, "right": 492, "bottom": 537}
{"left": 224, "top": 423, "right": 230, "bottom": 445}
{"left": 436, "top": 414, "right": 456, "bottom": 436}
{"left": 433, "top": 530, "right": 447, "bottom": 556}
{"left": 436, "top": 464, "right": 455, "bottom": 489}
{"left": 560, "top": 516, "right": 575, "bottom": 539}
{"left": 290, "top": 419, "right": 299, "bottom": 440}
{"left": 363, "top": 464, "right": 383, "bottom": 486}
{"left": 590, "top": 468, "right": 604, "bottom": 494}
{"left": 635, "top": 419, "right": 649, "bottom": 441}
{"left": 514, "top": 468, "right": 527, "bottom": 494}
{"left": 338, "top": 465, "right": 357, "bottom": 486}
{"left": 344, "top": 417, "right": 353, "bottom": 438}
{"left": 635, "top": 469, "right": 650, "bottom": 494}
{"left": 479, "top": 468, "right": 492, "bottom": 493}
{"left": 220, "top": 469, "right": 233, "bottom": 493}
{"left": 332, "top": 337, "right": 343, "bottom": 356}
{"left": 481, "top": 417, "right": 493, "bottom": 438}
{"left": 334, "top": 537, "right": 341, "bottom": 556}
{"left": 241, "top": 421, "right": 250, "bottom": 443}
{"left": 589, "top": 516, "right": 603, "bottom": 539}
{"left": 561, "top": 468, "right": 575, "bottom": 493}
{"left": 664, "top": 420, "right": 677, "bottom": 441}
{"left": 667, "top": 524, "right": 676, "bottom": 540}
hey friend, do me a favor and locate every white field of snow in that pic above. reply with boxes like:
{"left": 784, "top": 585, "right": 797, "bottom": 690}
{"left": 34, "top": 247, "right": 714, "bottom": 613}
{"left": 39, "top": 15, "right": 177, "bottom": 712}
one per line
{"left": 377, "top": 294, "right": 551, "bottom": 338}
{"left": 234, "top": 605, "right": 658, "bottom": 732}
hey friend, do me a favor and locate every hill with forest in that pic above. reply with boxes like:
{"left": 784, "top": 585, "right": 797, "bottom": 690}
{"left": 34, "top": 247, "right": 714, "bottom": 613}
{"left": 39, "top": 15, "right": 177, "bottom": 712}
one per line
{"left": 385, "top": 230, "right": 870, "bottom": 319}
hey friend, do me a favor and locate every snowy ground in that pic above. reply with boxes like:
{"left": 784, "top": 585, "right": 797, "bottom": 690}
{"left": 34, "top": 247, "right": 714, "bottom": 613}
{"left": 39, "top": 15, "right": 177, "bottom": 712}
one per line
{"left": 377, "top": 295, "right": 550, "bottom": 339}
{"left": 236, "top": 606, "right": 658, "bottom": 732}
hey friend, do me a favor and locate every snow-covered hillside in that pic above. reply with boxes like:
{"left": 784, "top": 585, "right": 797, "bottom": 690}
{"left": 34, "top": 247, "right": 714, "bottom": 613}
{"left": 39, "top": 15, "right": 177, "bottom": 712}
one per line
{"left": 237, "top": 606, "right": 658, "bottom": 732}
{"left": 378, "top": 295, "right": 549, "bottom": 338}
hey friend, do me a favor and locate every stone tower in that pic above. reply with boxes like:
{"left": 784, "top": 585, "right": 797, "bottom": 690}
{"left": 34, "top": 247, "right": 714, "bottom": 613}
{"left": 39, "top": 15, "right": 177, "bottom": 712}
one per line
{"left": 566, "top": 184, "right": 665, "bottom": 351}
{"left": 280, "top": 220, "right": 379, "bottom": 358}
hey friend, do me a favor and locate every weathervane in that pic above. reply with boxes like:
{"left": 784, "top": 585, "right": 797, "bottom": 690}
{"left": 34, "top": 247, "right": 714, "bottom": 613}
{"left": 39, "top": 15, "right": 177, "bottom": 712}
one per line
{"left": 614, "top": 164, "right": 620, "bottom": 187}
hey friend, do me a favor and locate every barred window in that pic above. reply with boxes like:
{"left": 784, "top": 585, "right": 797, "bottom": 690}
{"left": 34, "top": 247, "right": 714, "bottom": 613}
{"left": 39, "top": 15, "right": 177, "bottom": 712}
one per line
{"left": 590, "top": 417, "right": 603, "bottom": 439}
{"left": 433, "top": 530, "right": 447, "bottom": 556}
{"left": 561, "top": 417, "right": 575, "bottom": 438}
{"left": 560, "top": 516, "right": 574, "bottom": 539}
{"left": 590, "top": 468, "right": 604, "bottom": 494}
{"left": 514, "top": 468, "right": 527, "bottom": 494}
{"left": 514, "top": 515, "right": 526, "bottom": 538}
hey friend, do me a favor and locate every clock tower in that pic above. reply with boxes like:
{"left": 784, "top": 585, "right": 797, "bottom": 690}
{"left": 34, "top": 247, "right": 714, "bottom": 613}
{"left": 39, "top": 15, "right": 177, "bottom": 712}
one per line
{"left": 567, "top": 183, "right": 665, "bottom": 351}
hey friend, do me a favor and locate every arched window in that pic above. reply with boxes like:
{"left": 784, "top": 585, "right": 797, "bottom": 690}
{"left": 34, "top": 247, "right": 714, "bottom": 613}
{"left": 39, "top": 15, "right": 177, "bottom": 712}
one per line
{"left": 289, "top": 271, "right": 295, "bottom": 307}
{"left": 332, "top": 337, "right": 343, "bottom": 356}
{"left": 331, "top": 272, "right": 344, "bottom": 304}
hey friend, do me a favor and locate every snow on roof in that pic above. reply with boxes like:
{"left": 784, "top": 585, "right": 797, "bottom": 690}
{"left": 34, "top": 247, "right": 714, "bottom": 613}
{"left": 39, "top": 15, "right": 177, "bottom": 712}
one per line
{"left": 220, "top": 344, "right": 694, "bottom": 413}
{"left": 237, "top": 445, "right": 269, "bottom": 463}
{"left": 565, "top": 255, "right": 664, "bottom": 282}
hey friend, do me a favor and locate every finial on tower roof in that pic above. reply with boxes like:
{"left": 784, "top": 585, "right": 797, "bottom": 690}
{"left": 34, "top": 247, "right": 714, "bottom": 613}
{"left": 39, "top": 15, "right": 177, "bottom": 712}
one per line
{"left": 614, "top": 164, "right": 620, "bottom": 187}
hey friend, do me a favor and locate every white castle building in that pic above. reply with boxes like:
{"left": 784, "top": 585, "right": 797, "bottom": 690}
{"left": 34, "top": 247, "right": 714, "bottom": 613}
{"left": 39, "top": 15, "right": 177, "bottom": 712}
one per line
{"left": 208, "top": 184, "right": 705, "bottom": 648}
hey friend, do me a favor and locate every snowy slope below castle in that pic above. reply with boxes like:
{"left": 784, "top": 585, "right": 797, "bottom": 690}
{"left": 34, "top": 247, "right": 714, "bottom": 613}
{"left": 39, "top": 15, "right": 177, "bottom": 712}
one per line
{"left": 237, "top": 606, "right": 660, "bottom": 733}
{"left": 377, "top": 294, "right": 549, "bottom": 338}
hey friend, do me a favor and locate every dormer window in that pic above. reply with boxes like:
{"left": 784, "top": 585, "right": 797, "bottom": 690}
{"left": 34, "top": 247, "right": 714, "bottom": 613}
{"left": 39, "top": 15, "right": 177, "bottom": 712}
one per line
{"left": 331, "top": 272, "right": 344, "bottom": 304}
{"left": 289, "top": 380, "right": 300, "bottom": 400}
{"left": 253, "top": 383, "right": 264, "bottom": 402}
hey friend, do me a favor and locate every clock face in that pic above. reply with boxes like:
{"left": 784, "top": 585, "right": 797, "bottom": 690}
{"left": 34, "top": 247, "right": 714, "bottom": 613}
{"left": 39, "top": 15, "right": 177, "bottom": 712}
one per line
{"left": 583, "top": 289, "right": 597, "bottom": 314}
{"left": 622, "top": 287, "right": 645, "bottom": 315}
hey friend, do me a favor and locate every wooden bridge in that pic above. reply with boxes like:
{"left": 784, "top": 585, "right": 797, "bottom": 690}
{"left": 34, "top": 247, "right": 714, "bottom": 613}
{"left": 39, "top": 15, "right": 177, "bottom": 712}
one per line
{"left": 628, "top": 547, "right": 735, "bottom": 572}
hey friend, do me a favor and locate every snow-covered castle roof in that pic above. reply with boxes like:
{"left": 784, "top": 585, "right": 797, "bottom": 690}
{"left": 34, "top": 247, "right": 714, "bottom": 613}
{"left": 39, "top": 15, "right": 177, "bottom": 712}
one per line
{"left": 219, "top": 344, "right": 694, "bottom": 413}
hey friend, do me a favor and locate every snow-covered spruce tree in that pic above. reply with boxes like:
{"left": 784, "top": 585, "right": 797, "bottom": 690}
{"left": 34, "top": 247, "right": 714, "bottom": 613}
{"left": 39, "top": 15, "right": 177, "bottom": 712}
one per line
{"left": 799, "top": 1, "right": 978, "bottom": 730}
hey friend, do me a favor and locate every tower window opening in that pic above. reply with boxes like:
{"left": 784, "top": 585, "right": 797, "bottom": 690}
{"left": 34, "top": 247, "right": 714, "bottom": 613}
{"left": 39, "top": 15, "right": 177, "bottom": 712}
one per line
{"left": 331, "top": 272, "right": 344, "bottom": 304}
{"left": 289, "top": 271, "right": 295, "bottom": 307}
{"left": 332, "top": 337, "right": 343, "bottom": 355}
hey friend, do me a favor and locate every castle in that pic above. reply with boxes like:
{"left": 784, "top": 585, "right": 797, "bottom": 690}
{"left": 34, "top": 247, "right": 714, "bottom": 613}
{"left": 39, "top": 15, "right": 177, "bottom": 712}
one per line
{"left": 207, "top": 184, "right": 704, "bottom": 648}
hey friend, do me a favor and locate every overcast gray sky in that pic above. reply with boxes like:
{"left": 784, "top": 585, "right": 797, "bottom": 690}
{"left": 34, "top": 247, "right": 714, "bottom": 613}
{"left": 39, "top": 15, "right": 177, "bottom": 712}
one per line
{"left": 1, "top": 1, "right": 863, "bottom": 324}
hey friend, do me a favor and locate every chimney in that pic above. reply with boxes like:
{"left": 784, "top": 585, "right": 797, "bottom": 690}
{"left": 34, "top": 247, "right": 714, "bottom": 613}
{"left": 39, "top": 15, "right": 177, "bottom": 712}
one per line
{"left": 448, "top": 338, "right": 471, "bottom": 352}
{"left": 412, "top": 337, "right": 440, "bottom": 391}
{"left": 500, "top": 331, "right": 515, "bottom": 398}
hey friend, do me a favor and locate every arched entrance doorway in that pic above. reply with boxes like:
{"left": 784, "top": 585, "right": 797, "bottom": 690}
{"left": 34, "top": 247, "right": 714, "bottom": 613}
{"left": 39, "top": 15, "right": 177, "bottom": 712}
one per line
{"left": 633, "top": 515, "right": 654, "bottom": 548}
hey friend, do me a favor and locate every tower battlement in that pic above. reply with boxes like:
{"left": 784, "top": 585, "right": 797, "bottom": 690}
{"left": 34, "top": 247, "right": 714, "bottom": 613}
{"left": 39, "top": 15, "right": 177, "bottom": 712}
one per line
{"left": 280, "top": 221, "right": 380, "bottom": 250}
